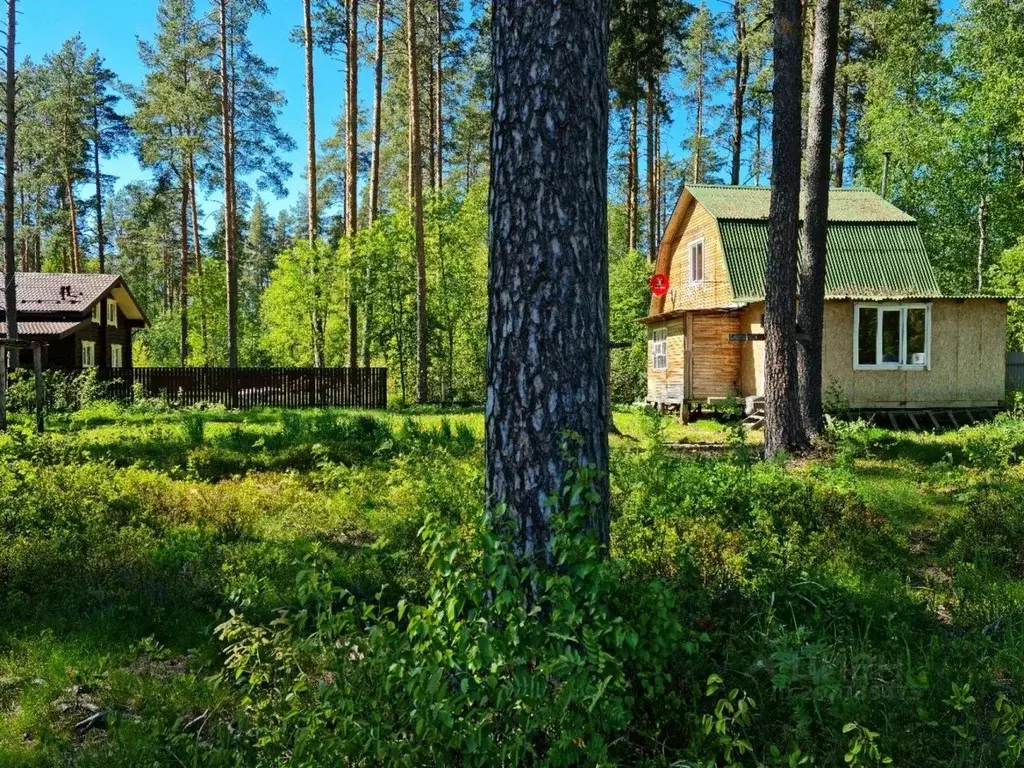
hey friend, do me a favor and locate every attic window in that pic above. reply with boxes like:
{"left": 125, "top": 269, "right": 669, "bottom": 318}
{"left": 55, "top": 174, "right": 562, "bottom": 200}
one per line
{"left": 688, "top": 239, "right": 704, "bottom": 285}
{"left": 107, "top": 299, "right": 118, "bottom": 327}
{"left": 854, "top": 303, "right": 930, "bottom": 370}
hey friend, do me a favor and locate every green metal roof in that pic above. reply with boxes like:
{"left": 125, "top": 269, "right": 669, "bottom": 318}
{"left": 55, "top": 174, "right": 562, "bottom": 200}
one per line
{"left": 688, "top": 184, "right": 917, "bottom": 223}
{"left": 718, "top": 220, "right": 942, "bottom": 301}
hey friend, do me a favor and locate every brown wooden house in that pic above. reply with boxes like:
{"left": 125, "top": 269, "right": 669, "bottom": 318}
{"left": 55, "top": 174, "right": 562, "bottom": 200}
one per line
{"left": 0, "top": 273, "right": 147, "bottom": 369}
{"left": 644, "top": 185, "right": 1012, "bottom": 414}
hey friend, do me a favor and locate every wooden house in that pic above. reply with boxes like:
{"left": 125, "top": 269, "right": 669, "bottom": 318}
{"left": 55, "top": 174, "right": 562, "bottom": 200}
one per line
{"left": 0, "top": 272, "right": 147, "bottom": 369}
{"left": 643, "top": 185, "right": 1011, "bottom": 414}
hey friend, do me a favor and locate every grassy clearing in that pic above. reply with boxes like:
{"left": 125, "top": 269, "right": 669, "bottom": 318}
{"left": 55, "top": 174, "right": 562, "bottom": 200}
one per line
{"left": 0, "top": 405, "right": 1022, "bottom": 765}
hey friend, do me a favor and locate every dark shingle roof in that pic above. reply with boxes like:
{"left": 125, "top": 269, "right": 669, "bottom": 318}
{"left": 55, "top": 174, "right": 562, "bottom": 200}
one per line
{"left": 719, "top": 220, "right": 942, "bottom": 301}
{"left": 0, "top": 272, "right": 120, "bottom": 315}
{"left": 687, "top": 185, "right": 917, "bottom": 223}
{"left": 0, "top": 320, "right": 90, "bottom": 339}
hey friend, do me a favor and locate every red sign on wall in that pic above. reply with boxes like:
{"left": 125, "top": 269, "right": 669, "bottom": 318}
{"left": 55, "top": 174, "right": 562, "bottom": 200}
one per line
{"left": 649, "top": 273, "right": 670, "bottom": 297}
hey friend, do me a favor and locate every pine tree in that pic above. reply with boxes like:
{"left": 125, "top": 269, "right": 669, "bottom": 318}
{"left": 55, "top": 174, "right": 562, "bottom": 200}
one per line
{"left": 797, "top": 0, "right": 839, "bottom": 437}
{"left": 407, "top": 0, "right": 428, "bottom": 403}
{"left": 487, "top": 0, "right": 611, "bottom": 564}
{"left": 2, "top": 0, "right": 18, "bottom": 374}
{"left": 763, "top": 0, "right": 807, "bottom": 457}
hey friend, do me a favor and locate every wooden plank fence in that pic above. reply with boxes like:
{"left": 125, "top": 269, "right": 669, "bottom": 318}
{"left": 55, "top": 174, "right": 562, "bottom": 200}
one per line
{"left": 84, "top": 366, "right": 388, "bottom": 409}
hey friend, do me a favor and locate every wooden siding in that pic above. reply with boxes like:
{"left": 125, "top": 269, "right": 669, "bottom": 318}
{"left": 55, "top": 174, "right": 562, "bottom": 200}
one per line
{"left": 646, "top": 318, "right": 686, "bottom": 402}
{"left": 691, "top": 313, "right": 742, "bottom": 399}
{"left": 649, "top": 198, "right": 736, "bottom": 317}
{"left": 646, "top": 311, "right": 742, "bottom": 403}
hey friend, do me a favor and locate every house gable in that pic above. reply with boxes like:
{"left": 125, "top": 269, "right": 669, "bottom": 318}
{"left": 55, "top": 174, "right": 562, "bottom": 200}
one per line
{"left": 649, "top": 194, "right": 737, "bottom": 318}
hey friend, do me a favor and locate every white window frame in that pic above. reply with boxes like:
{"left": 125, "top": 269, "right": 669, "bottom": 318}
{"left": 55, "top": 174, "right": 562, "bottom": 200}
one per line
{"left": 688, "top": 238, "right": 705, "bottom": 286}
{"left": 107, "top": 298, "right": 118, "bottom": 327}
{"left": 91, "top": 303, "right": 101, "bottom": 324}
{"left": 853, "top": 302, "right": 931, "bottom": 371}
{"left": 651, "top": 328, "right": 668, "bottom": 371}
{"left": 81, "top": 340, "right": 97, "bottom": 368}
{"left": 110, "top": 344, "right": 123, "bottom": 369}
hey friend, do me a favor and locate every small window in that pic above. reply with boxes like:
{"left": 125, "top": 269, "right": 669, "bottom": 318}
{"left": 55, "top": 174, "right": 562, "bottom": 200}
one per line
{"left": 81, "top": 341, "right": 96, "bottom": 368}
{"left": 91, "top": 303, "right": 101, "bottom": 324}
{"left": 651, "top": 328, "right": 668, "bottom": 371}
{"left": 854, "top": 303, "right": 931, "bottom": 370}
{"left": 107, "top": 299, "right": 118, "bottom": 327}
{"left": 110, "top": 344, "right": 123, "bottom": 369}
{"left": 689, "top": 240, "right": 704, "bottom": 285}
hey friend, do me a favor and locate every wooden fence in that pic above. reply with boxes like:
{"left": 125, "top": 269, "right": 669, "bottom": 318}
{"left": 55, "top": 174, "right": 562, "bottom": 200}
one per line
{"left": 85, "top": 366, "right": 388, "bottom": 409}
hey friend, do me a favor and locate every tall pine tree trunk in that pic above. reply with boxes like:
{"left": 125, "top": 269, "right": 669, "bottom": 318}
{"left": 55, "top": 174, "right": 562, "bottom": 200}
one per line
{"left": 798, "top": 0, "right": 839, "bottom": 438}
{"left": 764, "top": 0, "right": 807, "bottom": 457}
{"left": 363, "top": 0, "right": 385, "bottom": 368}
{"left": 219, "top": 0, "right": 238, "bottom": 368}
{"left": 627, "top": 99, "right": 638, "bottom": 253}
{"left": 407, "top": 0, "right": 428, "bottom": 403}
{"left": 3, "top": 0, "right": 18, "bottom": 363}
{"left": 434, "top": 0, "right": 443, "bottom": 191}
{"left": 92, "top": 104, "right": 106, "bottom": 273}
{"left": 65, "top": 169, "right": 81, "bottom": 273}
{"left": 346, "top": 0, "right": 359, "bottom": 368}
{"left": 180, "top": 172, "right": 190, "bottom": 366}
{"left": 730, "top": 1, "right": 748, "bottom": 186}
{"left": 693, "top": 49, "right": 704, "bottom": 183}
{"left": 832, "top": 9, "right": 851, "bottom": 187}
{"left": 303, "top": 0, "right": 326, "bottom": 368}
{"left": 487, "top": 0, "right": 611, "bottom": 565}
{"left": 977, "top": 193, "right": 988, "bottom": 291}
{"left": 645, "top": 78, "right": 657, "bottom": 262}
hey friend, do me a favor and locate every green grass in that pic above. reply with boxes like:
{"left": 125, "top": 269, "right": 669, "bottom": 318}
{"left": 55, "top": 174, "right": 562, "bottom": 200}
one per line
{"left": 1, "top": 403, "right": 1023, "bottom": 765}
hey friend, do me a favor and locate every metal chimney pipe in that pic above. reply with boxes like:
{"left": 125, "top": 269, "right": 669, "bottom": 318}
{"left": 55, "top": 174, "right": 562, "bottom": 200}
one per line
{"left": 881, "top": 151, "right": 892, "bottom": 199}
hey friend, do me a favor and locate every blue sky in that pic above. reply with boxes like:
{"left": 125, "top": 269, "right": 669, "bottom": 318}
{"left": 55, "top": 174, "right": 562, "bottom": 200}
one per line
{"left": 20, "top": 0, "right": 966, "bottom": 217}
{"left": 22, "top": 0, "right": 352, "bottom": 215}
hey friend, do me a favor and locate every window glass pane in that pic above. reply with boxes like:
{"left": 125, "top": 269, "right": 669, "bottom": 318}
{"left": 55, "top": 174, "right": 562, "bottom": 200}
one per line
{"left": 881, "top": 310, "right": 901, "bottom": 363}
{"left": 906, "top": 308, "right": 926, "bottom": 365}
{"left": 857, "top": 308, "right": 877, "bottom": 365}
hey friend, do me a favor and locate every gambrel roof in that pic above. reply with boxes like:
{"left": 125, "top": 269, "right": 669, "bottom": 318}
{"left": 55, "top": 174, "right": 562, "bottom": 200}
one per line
{"left": 685, "top": 185, "right": 942, "bottom": 301}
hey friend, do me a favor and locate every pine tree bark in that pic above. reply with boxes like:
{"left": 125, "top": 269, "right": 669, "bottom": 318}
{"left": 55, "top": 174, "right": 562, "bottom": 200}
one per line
{"left": 798, "top": 0, "right": 839, "bottom": 438}
{"left": 730, "top": 0, "right": 749, "bottom": 186}
{"left": 645, "top": 78, "right": 657, "bottom": 262}
{"left": 3, "top": 0, "right": 18, "bottom": 356}
{"left": 627, "top": 99, "right": 638, "bottom": 253}
{"left": 92, "top": 104, "right": 106, "bottom": 273}
{"left": 369, "top": 0, "right": 384, "bottom": 223}
{"left": 363, "top": 0, "right": 385, "bottom": 368}
{"left": 65, "top": 170, "right": 81, "bottom": 273}
{"left": 764, "top": 0, "right": 807, "bottom": 457}
{"left": 434, "top": 0, "right": 443, "bottom": 191}
{"left": 346, "top": 0, "right": 359, "bottom": 368}
{"left": 407, "top": 0, "right": 428, "bottom": 403}
{"left": 832, "top": 9, "right": 851, "bottom": 188}
{"left": 487, "top": 0, "right": 611, "bottom": 564}
{"left": 693, "top": 45, "right": 705, "bottom": 183}
{"left": 180, "top": 171, "right": 190, "bottom": 366}
{"left": 219, "top": 0, "right": 238, "bottom": 369}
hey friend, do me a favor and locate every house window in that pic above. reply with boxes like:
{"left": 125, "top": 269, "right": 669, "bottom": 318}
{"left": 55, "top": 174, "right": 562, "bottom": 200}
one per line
{"left": 81, "top": 341, "right": 96, "bottom": 368}
{"left": 651, "top": 328, "right": 668, "bottom": 371}
{"left": 688, "top": 239, "right": 704, "bottom": 285}
{"left": 854, "top": 303, "right": 930, "bottom": 370}
{"left": 110, "top": 344, "right": 123, "bottom": 369}
{"left": 107, "top": 299, "right": 118, "bottom": 327}
{"left": 91, "top": 303, "right": 101, "bottom": 324}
